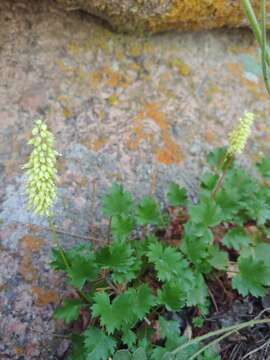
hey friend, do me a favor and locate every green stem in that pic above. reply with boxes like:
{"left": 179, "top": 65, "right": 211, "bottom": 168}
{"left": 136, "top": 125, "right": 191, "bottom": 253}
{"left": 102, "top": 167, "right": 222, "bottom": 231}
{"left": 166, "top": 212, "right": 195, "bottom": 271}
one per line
{"left": 211, "top": 154, "right": 233, "bottom": 199}
{"left": 189, "top": 328, "right": 238, "bottom": 360}
{"left": 171, "top": 318, "right": 270, "bottom": 356}
{"left": 260, "top": 0, "right": 270, "bottom": 95}
{"left": 241, "top": 0, "right": 263, "bottom": 46}
{"left": 48, "top": 216, "right": 90, "bottom": 304}
{"left": 107, "top": 216, "right": 112, "bottom": 244}
{"left": 241, "top": 0, "right": 270, "bottom": 87}
{"left": 48, "top": 217, "right": 70, "bottom": 270}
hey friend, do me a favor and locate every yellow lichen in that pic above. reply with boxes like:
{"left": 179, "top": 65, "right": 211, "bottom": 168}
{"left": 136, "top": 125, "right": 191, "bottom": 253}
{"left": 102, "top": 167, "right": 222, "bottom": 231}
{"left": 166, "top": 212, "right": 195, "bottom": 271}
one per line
{"left": 108, "top": 94, "right": 119, "bottom": 105}
{"left": 169, "top": 58, "right": 190, "bottom": 76}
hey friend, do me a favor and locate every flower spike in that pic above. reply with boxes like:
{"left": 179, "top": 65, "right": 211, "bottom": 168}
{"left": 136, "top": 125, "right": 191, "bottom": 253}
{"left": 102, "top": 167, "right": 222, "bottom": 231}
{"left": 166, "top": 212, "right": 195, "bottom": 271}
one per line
{"left": 228, "top": 112, "right": 255, "bottom": 155}
{"left": 23, "top": 119, "right": 58, "bottom": 216}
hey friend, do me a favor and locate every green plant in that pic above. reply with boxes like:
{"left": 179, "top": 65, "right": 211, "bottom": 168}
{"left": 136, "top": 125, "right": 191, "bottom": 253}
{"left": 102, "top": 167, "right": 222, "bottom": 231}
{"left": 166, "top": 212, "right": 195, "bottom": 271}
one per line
{"left": 240, "top": 0, "right": 270, "bottom": 95}
{"left": 49, "top": 143, "right": 270, "bottom": 358}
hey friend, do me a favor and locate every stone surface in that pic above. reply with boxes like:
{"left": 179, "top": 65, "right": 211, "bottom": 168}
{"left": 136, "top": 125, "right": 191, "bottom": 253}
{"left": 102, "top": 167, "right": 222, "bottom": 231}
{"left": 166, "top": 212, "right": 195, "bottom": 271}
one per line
{"left": 55, "top": 0, "right": 270, "bottom": 33}
{"left": 1, "top": 0, "right": 270, "bottom": 358}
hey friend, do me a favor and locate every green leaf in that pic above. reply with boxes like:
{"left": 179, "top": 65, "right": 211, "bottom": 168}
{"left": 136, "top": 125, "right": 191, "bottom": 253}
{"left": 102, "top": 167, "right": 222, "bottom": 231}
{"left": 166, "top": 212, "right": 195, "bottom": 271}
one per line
{"left": 200, "top": 172, "right": 219, "bottom": 192}
{"left": 50, "top": 248, "right": 67, "bottom": 271}
{"left": 128, "top": 284, "right": 156, "bottom": 320}
{"left": 207, "top": 147, "right": 229, "bottom": 171}
{"left": 222, "top": 227, "right": 251, "bottom": 251}
{"left": 159, "top": 317, "right": 180, "bottom": 340}
{"left": 102, "top": 183, "right": 133, "bottom": 217}
{"left": 186, "top": 272, "right": 209, "bottom": 308}
{"left": 112, "top": 215, "right": 135, "bottom": 242}
{"left": 121, "top": 328, "right": 136, "bottom": 348}
{"left": 113, "top": 291, "right": 137, "bottom": 328}
{"left": 254, "top": 243, "right": 270, "bottom": 265}
{"left": 133, "top": 348, "right": 147, "bottom": 360}
{"left": 198, "top": 349, "right": 221, "bottom": 360}
{"left": 167, "top": 182, "right": 187, "bottom": 207}
{"left": 50, "top": 243, "right": 94, "bottom": 272}
{"left": 92, "top": 291, "right": 136, "bottom": 334}
{"left": 54, "top": 298, "right": 82, "bottom": 323}
{"left": 96, "top": 242, "right": 139, "bottom": 284}
{"left": 84, "top": 327, "right": 116, "bottom": 360}
{"left": 136, "top": 196, "right": 163, "bottom": 225}
{"left": 164, "top": 335, "right": 200, "bottom": 359}
{"left": 232, "top": 256, "right": 270, "bottom": 297}
{"left": 147, "top": 242, "right": 188, "bottom": 282}
{"left": 223, "top": 169, "right": 259, "bottom": 200}
{"left": 189, "top": 196, "right": 223, "bottom": 227}
{"left": 208, "top": 245, "right": 229, "bottom": 270}
{"left": 158, "top": 282, "right": 185, "bottom": 311}
{"left": 215, "top": 188, "right": 241, "bottom": 221}
{"left": 240, "top": 185, "right": 270, "bottom": 225}
{"left": 113, "top": 350, "right": 132, "bottom": 360}
{"left": 181, "top": 223, "right": 213, "bottom": 273}
{"left": 68, "top": 256, "right": 97, "bottom": 289}
{"left": 192, "top": 315, "right": 205, "bottom": 328}
{"left": 91, "top": 292, "right": 121, "bottom": 334}
{"left": 256, "top": 157, "right": 270, "bottom": 179}
{"left": 68, "top": 333, "right": 86, "bottom": 360}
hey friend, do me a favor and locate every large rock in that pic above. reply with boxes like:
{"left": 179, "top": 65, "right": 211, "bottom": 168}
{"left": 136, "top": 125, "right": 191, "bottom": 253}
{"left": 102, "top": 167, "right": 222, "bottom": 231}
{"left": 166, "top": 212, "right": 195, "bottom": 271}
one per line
{"left": 56, "top": 0, "right": 267, "bottom": 33}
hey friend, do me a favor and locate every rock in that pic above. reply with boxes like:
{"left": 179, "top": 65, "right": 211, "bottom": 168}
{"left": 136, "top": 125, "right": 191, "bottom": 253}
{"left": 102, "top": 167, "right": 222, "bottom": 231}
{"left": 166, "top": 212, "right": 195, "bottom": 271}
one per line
{"left": 56, "top": 0, "right": 269, "bottom": 33}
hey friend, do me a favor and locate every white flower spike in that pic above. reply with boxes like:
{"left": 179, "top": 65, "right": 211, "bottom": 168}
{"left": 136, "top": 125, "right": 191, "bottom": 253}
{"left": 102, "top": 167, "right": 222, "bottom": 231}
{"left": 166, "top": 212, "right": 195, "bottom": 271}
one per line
{"left": 23, "top": 119, "right": 58, "bottom": 216}
{"left": 228, "top": 112, "right": 255, "bottom": 155}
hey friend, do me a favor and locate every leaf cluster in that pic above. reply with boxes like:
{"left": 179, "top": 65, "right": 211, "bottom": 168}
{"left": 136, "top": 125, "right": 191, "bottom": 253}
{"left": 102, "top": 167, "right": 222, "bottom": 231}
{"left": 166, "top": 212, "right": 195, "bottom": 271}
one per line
{"left": 51, "top": 148, "right": 270, "bottom": 359}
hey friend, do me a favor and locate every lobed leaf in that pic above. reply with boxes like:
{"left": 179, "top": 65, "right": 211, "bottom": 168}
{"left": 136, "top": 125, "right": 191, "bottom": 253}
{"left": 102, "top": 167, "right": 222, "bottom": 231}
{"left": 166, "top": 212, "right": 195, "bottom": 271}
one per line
{"left": 68, "top": 256, "right": 98, "bottom": 289}
{"left": 54, "top": 298, "right": 82, "bottom": 323}
{"left": 136, "top": 196, "right": 163, "bottom": 225}
{"left": 84, "top": 327, "right": 116, "bottom": 360}
{"left": 147, "top": 242, "right": 188, "bottom": 282}
{"left": 232, "top": 256, "right": 270, "bottom": 297}
{"left": 189, "top": 196, "right": 223, "bottom": 227}
{"left": 222, "top": 227, "right": 251, "bottom": 251}
{"left": 167, "top": 182, "right": 187, "bottom": 207}
{"left": 158, "top": 282, "right": 185, "bottom": 311}
{"left": 102, "top": 183, "right": 134, "bottom": 217}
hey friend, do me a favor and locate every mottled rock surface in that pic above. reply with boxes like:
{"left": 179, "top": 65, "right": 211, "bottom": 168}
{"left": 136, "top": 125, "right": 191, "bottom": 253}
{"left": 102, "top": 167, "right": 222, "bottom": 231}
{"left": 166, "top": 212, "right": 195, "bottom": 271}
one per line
{"left": 1, "top": 0, "right": 270, "bottom": 358}
{"left": 56, "top": 0, "right": 270, "bottom": 33}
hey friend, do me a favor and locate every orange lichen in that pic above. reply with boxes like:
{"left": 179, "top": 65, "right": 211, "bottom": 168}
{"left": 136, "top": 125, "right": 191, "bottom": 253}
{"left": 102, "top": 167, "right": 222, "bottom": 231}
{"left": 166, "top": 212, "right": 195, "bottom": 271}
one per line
{"left": 32, "top": 286, "right": 59, "bottom": 306}
{"left": 148, "top": 0, "right": 259, "bottom": 33}
{"left": 205, "top": 129, "right": 216, "bottom": 144}
{"left": 128, "top": 103, "right": 184, "bottom": 164}
{"left": 21, "top": 235, "right": 44, "bottom": 252}
{"left": 90, "top": 67, "right": 130, "bottom": 89}
{"left": 155, "top": 138, "right": 184, "bottom": 164}
{"left": 86, "top": 137, "right": 108, "bottom": 152}
{"left": 19, "top": 255, "right": 36, "bottom": 283}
